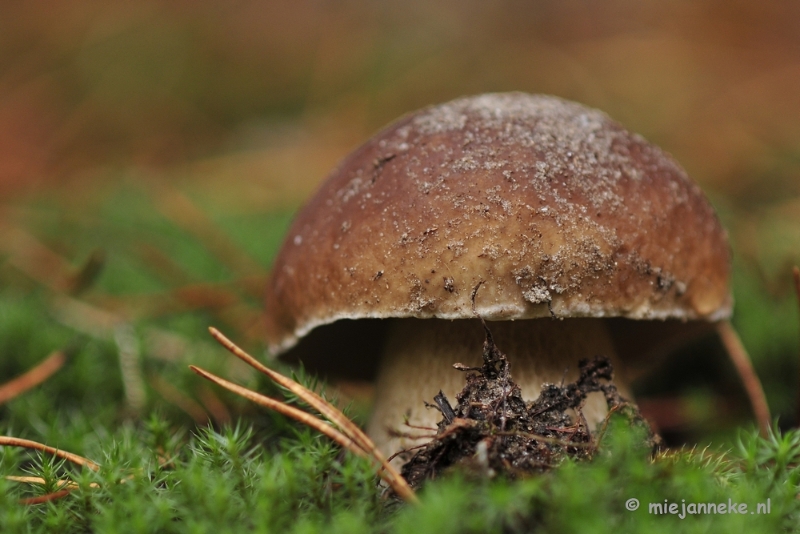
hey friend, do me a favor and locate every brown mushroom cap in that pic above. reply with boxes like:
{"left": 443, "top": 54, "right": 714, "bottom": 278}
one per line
{"left": 265, "top": 93, "right": 731, "bottom": 373}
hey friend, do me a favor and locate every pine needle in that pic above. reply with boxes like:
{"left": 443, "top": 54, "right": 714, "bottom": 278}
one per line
{"left": 200, "top": 327, "right": 418, "bottom": 503}
{"left": 0, "top": 436, "right": 100, "bottom": 471}
{"left": 189, "top": 365, "right": 365, "bottom": 457}
{"left": 717, "top": 321, "right": 771, "bottom": 436}
{"left": 0, "top": 351, "right": 66, "bottom": 405}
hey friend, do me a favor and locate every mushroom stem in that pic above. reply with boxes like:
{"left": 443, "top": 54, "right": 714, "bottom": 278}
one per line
{"left": 367, "top": 318, "right": 629, "bottom": 463}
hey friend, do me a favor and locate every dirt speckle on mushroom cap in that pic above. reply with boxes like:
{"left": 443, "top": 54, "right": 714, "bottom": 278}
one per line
{"left": 265, "top": 93, "right": 731, "bottom": 356}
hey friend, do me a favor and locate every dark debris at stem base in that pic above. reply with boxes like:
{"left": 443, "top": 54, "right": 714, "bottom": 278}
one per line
{"left": 400, "top": 321, "right": 660, "bottom": 490}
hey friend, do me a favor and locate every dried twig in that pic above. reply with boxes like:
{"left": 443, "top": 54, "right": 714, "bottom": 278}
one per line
{"left": 0, "top": 436, "right": 100, "bottom": 504}
{"left": 5, "top": 474, "right": 104, "bottom": 506}
{"left": 793, "top": 266, "right": 800, "bottom": 426}
{"left": 0, "top": 436, "right": 100, "bottom": 471}
{"left": 717, "top": 321, "right": 771, "bottom": 436}
{"left": 19, "top": 490, "right": 73, "bottom": 505}
{"left": 189, "top": 366, "right": 365, "bottom": 455}
{"left": 208, "top": 329, "right": 370, "bottom": 449}
{"left": 5, "top": 475, "right": 98, "bottom": 489}
{"left": 200, "top": 327, "right": 418, "bottom": 503}
{"left": 0, "top": 351, "right": 66, "bottom": 405}
{"left": 1, "top": 439, "right": 139, "bottom": 504}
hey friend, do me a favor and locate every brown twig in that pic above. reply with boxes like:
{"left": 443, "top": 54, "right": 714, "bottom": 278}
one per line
{"left": 0, "top": 351, "right": 66, "bottom": 405}
{"left": 0, "top": 438, "right": 128, "bottom": 505}
{"left": 19, "top": 490, "right": 73, "bottom": 505}
{"left": 6, "top": 474, "right": 103, "bottom": 506}
{"left": 402, "top": 421, "right": 438, "bottom": 431}
{"left": 203, "top": 327, "right": 418, "bottom": 503}
{"left": 794, "top": 266, "right": 800, "bottom": 426}
{"left": 386, "top": 442, "right": 431, "bottom": 464}
{"left": 5, "top": 458, "right": 135, "bottom": 505}
{"left": 717, "top": 321, "right": 771, "bottom": 436}
{"left": 1, "top": 436, "right": 102, "bottom": 503}
{"left": 208, "top": 329, "right": 375, "bottom": 454}
{"left": 192, "top": 363, "right": 418, "bottom": 502}
{"left": 0, "top": 436, "right": 100, "bottom": 471}
{"left": 5, "top": 475, "right": 98, "bottom": 489}
{"left": 189, "top": 366, "right": 365, "bottom": 456}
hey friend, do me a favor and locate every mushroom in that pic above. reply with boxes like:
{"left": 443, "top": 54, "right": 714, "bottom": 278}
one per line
{"left": 264, "top": 93, "right": 731, "bottom": 461}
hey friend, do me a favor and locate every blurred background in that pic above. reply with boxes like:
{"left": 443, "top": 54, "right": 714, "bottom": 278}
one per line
{"left": 0, "top": 0, "right": 798, "bottom": 446}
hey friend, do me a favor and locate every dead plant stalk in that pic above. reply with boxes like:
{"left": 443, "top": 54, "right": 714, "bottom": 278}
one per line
{"left": 793, "top": 266, "right": 800, "bottom": 426}
{"left": 0, "top": 435, "right": 101, "bottom": 504}
{"left": 717, "top": 321, "right": 771, "bottom": 436}
{"left": 195, "top": 327, "right": 418, "bottom": 503}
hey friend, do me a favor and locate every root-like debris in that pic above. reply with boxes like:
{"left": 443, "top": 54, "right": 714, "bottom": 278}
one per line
{"left": 401, "top": 322, "right": 658, "bottom": 489}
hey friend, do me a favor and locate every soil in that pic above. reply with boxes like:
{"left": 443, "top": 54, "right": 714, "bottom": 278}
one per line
{"left": 400, "top": 320, "right": 658, "bottom": 489}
